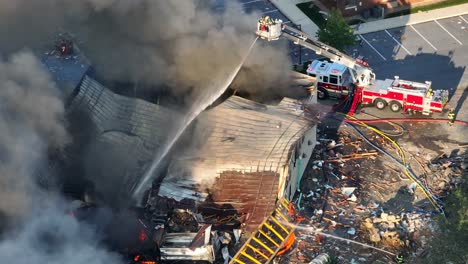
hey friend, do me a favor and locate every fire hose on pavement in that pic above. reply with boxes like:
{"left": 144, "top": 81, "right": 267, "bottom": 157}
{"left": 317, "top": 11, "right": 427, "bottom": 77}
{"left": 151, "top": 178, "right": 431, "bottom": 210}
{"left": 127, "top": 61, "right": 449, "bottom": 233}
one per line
{"left": 333, "top": 113, "right": 447, "bottom": 214}
{"left": 344, "top": 117, "right": 468, "bottom": 126}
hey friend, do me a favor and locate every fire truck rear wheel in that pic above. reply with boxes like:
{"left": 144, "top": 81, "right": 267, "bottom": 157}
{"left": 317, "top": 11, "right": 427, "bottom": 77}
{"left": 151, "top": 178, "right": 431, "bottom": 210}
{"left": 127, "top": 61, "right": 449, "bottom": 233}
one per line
{"left": 318, "top": 87, "right": 328, "bottom": 100}
{"left": 389, "top": 101, "right": 402, "bottom": 112}
{"left": 374, "top": 98, "right": 386, "bottom": 110}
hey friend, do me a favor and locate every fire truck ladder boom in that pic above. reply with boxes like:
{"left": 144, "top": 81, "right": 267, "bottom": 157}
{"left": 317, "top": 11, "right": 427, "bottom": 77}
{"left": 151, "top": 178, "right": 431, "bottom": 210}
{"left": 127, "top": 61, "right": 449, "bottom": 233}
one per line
{"left": 230, "top": 198, "right": 297, "bottom": 264}
{"left": 256, "top": 18, "right": 374, "bottom": 86}
{"left": 281, "top": 24, "right": 358, "bottom": 70}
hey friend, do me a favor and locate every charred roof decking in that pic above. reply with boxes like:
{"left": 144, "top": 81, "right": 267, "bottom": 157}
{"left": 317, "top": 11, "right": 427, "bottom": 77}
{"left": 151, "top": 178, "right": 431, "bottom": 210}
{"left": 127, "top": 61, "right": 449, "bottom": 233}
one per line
{"left": 67, "top": 76, "right": 177, "bottom": 198}
{"left": 66, "top": 76, "right": 314, "bottom": 222}
{"left": 163, "top": 96, "right": 314, "bottom": 231}
{"left": 167, "top": 95, "right": 311, "bottom": 176}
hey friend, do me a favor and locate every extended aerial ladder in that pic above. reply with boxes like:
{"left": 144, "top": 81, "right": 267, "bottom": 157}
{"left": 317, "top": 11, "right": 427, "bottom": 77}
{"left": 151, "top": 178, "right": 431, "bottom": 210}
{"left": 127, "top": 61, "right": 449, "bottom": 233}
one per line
{"left": 256, "top": 16, "right": 375, "bottom": 114}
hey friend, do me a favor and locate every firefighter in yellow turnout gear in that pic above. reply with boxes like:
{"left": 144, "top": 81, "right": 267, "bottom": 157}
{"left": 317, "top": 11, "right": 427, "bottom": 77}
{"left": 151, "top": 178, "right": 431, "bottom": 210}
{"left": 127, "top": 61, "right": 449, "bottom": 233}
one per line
{"left": 426, "top": 88, "right": 433, "bottom": 98}
{"left": 448, "top": 108, "right": 455, "bottom": 126}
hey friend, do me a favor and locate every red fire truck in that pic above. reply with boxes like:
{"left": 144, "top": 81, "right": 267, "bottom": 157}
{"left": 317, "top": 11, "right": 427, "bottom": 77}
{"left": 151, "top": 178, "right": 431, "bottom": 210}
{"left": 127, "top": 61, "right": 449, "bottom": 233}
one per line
{"left": 362, "top": 76, "right": 448, "bottom": 114}
{"left": 306, "top": 60, "right": 353, "bottom": 100}
{"left": 306, "top": 60, "right": 448, "bottom": 115}
{"left": 256, "top": 17, "right": 449, "bottom": 115}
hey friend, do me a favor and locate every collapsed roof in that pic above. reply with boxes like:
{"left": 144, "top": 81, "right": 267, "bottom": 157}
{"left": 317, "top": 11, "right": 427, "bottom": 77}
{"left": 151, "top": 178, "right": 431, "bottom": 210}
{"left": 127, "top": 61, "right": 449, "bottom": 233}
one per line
{"left": 66, "top": 76, "right": 178, "bottom": 203}
{"left": 166, "top": 95, "right": 311, "bottom": 182}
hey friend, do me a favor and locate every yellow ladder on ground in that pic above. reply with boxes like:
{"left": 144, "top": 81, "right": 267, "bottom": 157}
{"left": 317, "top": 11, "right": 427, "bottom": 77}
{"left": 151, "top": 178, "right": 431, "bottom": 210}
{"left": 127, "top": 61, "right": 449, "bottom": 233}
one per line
{"left": 230, "top": 198, "right": 297, "bottom": 264}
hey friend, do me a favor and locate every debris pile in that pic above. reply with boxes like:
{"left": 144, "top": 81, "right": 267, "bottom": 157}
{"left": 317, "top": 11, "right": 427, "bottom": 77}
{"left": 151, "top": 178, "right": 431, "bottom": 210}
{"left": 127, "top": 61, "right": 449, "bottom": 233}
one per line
{"left": 281, "top": 121, "right": 462, "bottom": 264}
{"left": 360, "top": 211, "right": 435, "bottom": 250}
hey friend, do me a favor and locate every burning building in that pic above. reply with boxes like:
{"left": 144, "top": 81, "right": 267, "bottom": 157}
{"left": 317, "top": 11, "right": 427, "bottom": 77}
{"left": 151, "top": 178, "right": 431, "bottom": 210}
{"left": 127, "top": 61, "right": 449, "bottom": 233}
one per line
{"left": 30, "top": 35, "right": 318, "bottom": 262}
{"left": 161, "top": 95, "right": 317, "bottom": 230}
{"left": 0, "top": 1, "right": 316, "bottom": 262}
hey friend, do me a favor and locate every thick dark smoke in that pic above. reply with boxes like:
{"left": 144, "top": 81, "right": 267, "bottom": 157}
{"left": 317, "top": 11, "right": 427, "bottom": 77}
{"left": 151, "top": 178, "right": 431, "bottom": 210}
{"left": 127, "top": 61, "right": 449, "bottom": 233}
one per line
{"left": 0, "top": 0, "right": 292, "bottom": 98}
{"left": 0, "top": 1, "right": 293, "bottom": 260}
{"left": 0, "top": 201, "right": 123, "bottom": 264}
{"left": 0, "top": 0, "right": 292, "bottom": 204}
{"left": 0, "top": 51, "right": 68, "bottom": 218}
{"left": 0, "top": 51, "right": 122, "bottom": 263}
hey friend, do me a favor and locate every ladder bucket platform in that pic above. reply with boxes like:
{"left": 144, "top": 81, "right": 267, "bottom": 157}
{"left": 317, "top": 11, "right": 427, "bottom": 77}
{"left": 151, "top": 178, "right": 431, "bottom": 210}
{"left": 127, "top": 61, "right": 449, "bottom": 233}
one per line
{"left": 230, "top": 198, "right": 299, "bottom": 264}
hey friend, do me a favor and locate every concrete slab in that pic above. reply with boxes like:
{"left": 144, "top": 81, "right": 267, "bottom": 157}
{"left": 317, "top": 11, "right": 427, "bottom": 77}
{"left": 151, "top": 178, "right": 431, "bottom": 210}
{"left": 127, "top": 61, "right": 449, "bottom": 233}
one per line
{"left": 412, "top": 21, "right": 461, "bottom": 52}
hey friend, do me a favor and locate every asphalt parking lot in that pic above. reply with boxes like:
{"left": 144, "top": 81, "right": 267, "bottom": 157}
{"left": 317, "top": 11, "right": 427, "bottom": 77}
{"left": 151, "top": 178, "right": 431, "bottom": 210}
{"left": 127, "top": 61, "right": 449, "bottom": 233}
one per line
{"left": 354, "top": 16, "right": 468, "bottom": 64}
{"left": 240, "top": 2, "right": 468, "bottom": 87}
{"left": 240, "top": 0, "right": 288, "bottom": 19}
{"left": 341, "top": 15, "right": 468, "bottom": 98}
{"left": 225, "top": 1, "right": 468, "bottom": 90}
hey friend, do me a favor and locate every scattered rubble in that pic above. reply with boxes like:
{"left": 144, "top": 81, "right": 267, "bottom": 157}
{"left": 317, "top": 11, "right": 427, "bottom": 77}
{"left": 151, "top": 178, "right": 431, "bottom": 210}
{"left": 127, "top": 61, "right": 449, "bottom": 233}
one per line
{"left": 280, "top": 121, "right": 466, "bottom": 264}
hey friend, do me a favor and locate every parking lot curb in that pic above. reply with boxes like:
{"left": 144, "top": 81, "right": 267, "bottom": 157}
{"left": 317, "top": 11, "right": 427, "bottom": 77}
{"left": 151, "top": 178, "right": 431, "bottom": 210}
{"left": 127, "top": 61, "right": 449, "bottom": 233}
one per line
{"left": 354, "top": 3, "right": 468, "bottom": 34}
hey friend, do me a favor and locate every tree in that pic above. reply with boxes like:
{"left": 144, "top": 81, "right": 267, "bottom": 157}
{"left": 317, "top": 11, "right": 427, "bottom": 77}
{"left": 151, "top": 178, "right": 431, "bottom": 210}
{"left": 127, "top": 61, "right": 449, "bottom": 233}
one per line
{"left": 424, "top": 183, "right": 468, "bottom": 263}
{"left": 317, "top": 9, "right": 356, "bottom": 51}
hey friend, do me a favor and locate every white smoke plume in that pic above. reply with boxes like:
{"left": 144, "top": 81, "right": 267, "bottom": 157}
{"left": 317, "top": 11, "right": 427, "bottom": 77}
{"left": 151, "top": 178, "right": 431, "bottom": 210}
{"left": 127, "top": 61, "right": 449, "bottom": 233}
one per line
{"left": 0, "top": 51, "right": 122, "bottom": 263}
{"left": 0, "top": 0, "right": 292, "bottom": 98}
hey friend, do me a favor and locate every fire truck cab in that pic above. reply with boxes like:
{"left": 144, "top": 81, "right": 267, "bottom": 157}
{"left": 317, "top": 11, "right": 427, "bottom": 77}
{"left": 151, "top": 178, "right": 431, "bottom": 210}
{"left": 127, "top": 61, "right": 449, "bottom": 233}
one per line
{"left": 307, "top": 60, "right": 355, "bottom": 99}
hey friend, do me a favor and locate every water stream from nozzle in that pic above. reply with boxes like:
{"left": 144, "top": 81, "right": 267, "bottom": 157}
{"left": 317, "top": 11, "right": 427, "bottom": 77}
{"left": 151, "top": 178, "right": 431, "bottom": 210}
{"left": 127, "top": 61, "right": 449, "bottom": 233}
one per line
{"left": 132, "top": 37, "right": 258, "bottom": 199}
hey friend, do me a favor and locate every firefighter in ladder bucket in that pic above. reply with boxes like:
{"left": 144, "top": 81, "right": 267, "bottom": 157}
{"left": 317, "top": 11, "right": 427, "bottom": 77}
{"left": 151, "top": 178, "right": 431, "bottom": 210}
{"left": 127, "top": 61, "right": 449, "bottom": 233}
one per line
{"left": 257, "top": 15, "right": 283, "bottom": 41}
{"left": 258, "top": 16, "right": 273, "bottom": 32}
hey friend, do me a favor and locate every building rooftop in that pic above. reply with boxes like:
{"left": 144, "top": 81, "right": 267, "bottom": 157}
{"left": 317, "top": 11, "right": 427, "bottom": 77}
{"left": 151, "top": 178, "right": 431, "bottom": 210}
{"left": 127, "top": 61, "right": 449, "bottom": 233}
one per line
{"left": 166, "top": 95, "right": 311, "bottom": 179}
{"left": 40, "top": 46, "right": 90, "bottom": 98}
{"left": 67, "top": 76, "right": 177, "bottom": 201}
{"left": 160, "top": 95, "right": 314, "bottom": 230}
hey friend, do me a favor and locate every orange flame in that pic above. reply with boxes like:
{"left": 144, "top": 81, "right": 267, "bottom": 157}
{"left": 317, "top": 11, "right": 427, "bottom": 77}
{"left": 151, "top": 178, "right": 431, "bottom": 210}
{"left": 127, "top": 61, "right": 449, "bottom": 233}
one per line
{"left": 138, "top": 230, "right": 147, "bottom": 242}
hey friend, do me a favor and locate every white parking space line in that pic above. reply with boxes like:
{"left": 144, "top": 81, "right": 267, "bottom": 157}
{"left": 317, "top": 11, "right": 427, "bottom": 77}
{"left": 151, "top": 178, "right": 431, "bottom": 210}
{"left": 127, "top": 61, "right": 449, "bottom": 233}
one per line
{"left": 242, "top": 0, "right": 263, "bottom": 5}
{"left": 409, "top": 25, "right": 437, "bottom": 51}
{"left": 460, "top": 15, "right": 468, "bottom": 24}
{"left": 359, "top": 34, "right": 387, "bottom": 61}
{"left": 434, "top": 20, "right": 463, "bottom": 45}
{"left": 263, "top": 9, "right": 279, "bottom": 14}
{"left": 384, "top": 29, "right": 413, "bottom": 55}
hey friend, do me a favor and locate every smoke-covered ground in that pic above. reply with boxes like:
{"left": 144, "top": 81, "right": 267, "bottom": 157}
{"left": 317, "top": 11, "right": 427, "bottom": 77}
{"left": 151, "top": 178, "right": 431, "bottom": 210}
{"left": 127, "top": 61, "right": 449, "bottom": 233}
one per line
{"left": 0, "top": 51, "right": 123, "bottom": 263}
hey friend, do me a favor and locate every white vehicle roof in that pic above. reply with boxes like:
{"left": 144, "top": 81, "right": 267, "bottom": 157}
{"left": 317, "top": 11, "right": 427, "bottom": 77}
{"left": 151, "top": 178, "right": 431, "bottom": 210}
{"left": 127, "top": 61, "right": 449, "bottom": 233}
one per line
{"left": 307, "top": 60, "right": 347, "bottom": 76}
{"left": 367, "top": 77, "right": 432, "bottom": 96}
